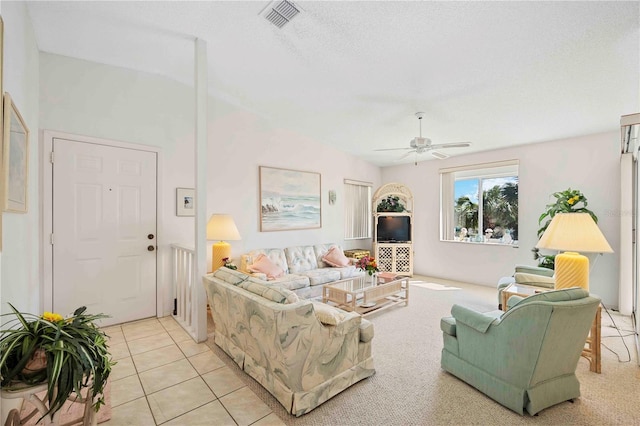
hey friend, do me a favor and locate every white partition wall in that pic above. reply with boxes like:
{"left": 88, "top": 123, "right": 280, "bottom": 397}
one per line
{"left": 620, "top": 113, "right": 640, "bottom": 365}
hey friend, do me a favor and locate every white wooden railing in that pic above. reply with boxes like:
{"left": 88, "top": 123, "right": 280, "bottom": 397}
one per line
{"left": 171, "top": 244, "right": 198, "bottom": 340}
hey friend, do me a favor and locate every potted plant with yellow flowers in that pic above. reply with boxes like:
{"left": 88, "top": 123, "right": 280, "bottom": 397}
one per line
{"left": 0, "top": 304, "right": 113, "bottom": 420}
{"left": 532, "top": 188, "right": 598, "bottom": 269}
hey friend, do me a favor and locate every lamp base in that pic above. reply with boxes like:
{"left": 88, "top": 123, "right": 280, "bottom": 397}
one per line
{"left": 555, "top": 251, "right": 589, "bottom": 290}
{"left": 212, "top": 241, "right": 231, "bottom": 271}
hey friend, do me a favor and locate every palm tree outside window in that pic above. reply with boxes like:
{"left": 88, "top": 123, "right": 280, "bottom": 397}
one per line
{"left": 441, "top": 160, "right": 518, "bottom": 245}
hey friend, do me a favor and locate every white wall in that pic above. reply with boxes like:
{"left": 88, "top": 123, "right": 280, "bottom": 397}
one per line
{"left": 38, "top": 53, "right": 381, "bottom": 314}
{"left": 0, "top": 2, "right": 41, "bottom": 422}
{"left": 1, "top": 3, "right": 40, "bottom": 314}
{"left": 206, "top": 107, "right": 381, "bottom": 260}
{"left": 39, "top": 53, "right": 196, "bottom": 314}
{"left": 382, "top": 131, "right": 621, "bottom": 307}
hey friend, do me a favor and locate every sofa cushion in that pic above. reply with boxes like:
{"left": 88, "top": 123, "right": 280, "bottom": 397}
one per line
{"left": 322, "top": 246, "right": 351, "bottom": 267}
{"left": 310, "top": 301, "right": 346, "bottom": 325}
{"left": 248, "top": 254, "right": 285, "bottom": 279}
{"left": 333, "top": 265, "right": 361, "bottom": 279}
{"left": 299, "top": 269, "right": 341, "bottom": 286}
{"left": 239, "top": 278, "right": 300, "bottom": 304}
{"left": 212, "top": 268, "right": 250, "bottom": 286}
{"left": 285, "top": 246, "right": 318, "bottom": 273}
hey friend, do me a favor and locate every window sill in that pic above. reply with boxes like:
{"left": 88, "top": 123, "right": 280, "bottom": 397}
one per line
{"left": 441, "top": 239, "right": 519, "bottom": 248}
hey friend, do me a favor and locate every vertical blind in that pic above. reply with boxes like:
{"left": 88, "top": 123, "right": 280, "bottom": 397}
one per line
{"left": 344, "top": 179, "right": 372, "bottom": 239}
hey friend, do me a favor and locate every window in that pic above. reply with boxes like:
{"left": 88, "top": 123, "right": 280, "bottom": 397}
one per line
{"left": 344, "top": 179, "right": 372, "bottom": 239}
{"left": 440, "top": 160, "right": 518, "bottom": 245}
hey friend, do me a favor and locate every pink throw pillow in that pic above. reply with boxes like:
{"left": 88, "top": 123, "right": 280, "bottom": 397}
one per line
{"left": 248, "top": 254, "right": 284, "bottom": 279}
{"left": 322, "top": 246, "right": 350, "bottom": 267}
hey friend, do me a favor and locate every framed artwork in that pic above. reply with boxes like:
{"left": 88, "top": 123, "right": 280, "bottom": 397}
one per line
{"left": 0, "top": 16, "right": 4, "bottom": 248}
{"left": 176, "top": 187, "right": 195, "bottom": 216}
{"left": 2, "top": 93, "right": 29, "bottom": 214}
{"left": 259, "top": 166, "right": 321, "bottom": 231}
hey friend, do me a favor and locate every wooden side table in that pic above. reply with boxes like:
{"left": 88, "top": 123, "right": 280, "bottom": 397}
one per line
{"left": 501, "top": 283, "right": 601, "bottom": 374}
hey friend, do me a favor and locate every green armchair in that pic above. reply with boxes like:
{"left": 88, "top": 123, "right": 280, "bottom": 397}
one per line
{"left": 441, "top": 288, "right": 600, "bottom": 415}
{"left": 497, "top": 264, "right": 555, "bottom": 309}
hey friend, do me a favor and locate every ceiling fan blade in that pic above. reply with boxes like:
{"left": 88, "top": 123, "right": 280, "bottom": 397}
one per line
{"left": 431, "top": 151, "right": 449, "bottom": 160}
{"left": 429, "top": 142, "right": 472, "bottom": 149}
{"left": 395, "top": 150, "right": 417, "bottom": 161}
{"left": 374, "top": 147, "right": 413, "bottom": 152}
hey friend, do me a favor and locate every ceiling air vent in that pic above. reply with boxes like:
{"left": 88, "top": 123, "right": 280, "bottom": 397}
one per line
{"left": 261, "top": 0, "right": 300, "bottom": 29}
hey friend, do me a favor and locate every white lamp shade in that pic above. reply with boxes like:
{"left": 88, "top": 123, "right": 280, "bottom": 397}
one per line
{"left": 536, "top": 213, "right": 613, "bottom": 253}
{"left": 206, "top": 214, "right": 241, "bottom": 241}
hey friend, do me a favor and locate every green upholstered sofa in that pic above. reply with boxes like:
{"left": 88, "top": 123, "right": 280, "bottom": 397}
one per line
{"left": 441, "top": 288, "right": 600, "bottom": 415}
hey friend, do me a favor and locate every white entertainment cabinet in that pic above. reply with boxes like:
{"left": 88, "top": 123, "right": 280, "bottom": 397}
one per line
{"left": 372, "top": 183, "right": 414, "bottom": 276}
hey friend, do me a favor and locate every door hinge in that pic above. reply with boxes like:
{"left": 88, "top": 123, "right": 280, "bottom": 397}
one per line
{"left": 50, "top": 152, "right": 54, "bottom": 164}
{"left": 50, "top": 233, "right": 54, "bottom": 245}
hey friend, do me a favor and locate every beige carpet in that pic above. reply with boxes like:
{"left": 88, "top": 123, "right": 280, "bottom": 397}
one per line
{"left": 206, "top": 277, "right": 640, "bottom": 425}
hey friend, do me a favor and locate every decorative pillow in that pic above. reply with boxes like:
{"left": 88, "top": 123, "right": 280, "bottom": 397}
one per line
{"left": 311, "top": 301, "right": 346, "bottom": 325}
{"left": 248, "top": 254, "right": 284, "bottom": 279}
{"left": 322, "top": 246, "right": 351, "bottom": 267}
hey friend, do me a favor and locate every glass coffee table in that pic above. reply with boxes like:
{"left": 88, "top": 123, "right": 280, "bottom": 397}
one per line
{"left": 322, "top": 275, "right": 409, "bottom": 316}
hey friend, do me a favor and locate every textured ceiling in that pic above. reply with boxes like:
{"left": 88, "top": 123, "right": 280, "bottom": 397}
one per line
{"left": 27, "top": 1, "right": 640, "bottom": 166}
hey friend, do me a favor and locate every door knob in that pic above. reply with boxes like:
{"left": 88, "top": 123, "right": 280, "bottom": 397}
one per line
{"left": 148, "top": 234, "right": 155, "bottom": 240}
{"left": 148, "top": 245, "right": 155, "bottom": 252}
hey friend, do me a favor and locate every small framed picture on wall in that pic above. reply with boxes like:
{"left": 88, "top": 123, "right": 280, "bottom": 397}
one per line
{"left": 176, "top": 188, "right": 195, "bottom": 216}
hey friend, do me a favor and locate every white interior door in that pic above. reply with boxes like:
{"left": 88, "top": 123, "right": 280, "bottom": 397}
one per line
{"left": 52, "top": 138, "right": 157, "bottom": 326}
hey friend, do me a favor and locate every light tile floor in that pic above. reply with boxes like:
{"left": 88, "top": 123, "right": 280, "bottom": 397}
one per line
{"left": 102, "top": 316, "right": 285, "bottom": 426}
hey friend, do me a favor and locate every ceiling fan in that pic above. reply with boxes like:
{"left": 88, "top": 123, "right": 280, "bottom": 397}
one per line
{"left": 375, "top": 112, "right": 471, "bottom": 163}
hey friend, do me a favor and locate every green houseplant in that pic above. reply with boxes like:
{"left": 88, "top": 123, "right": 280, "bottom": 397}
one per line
{"left": 376, "top": 195, "right": 406, "bottom": 212}
{"left": 533, "top": 188, "right": 598, "bottom": 269}
{"left": 0, "top": 304, "right": 113, "bottom": 418}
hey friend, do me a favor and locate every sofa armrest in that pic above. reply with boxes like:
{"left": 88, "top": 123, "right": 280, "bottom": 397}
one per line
{"left": 506, "top": 295, "right": 525, "bottom": 309}
{"left": 331, "top": 311, "right": 362, "bottom": 337}
{"left": 359, "top": 318, "right": 374, "bottom": 342}
{"left": 514, "top": 264, "right": 554, "bottom": 277}
{"left": 440, "top": 317, "right": 456, "bottom": 336}
{"left": 514, "top": 272, "right": 555, "bottom": 288}
{"left": 451, "top": 305, "right": 497, "bottom": 333}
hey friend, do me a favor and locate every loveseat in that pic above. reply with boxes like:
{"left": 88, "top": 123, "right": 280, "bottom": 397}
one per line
{"left": 203, "top": 268, "right": 376, "bottom": 416}
{"left": 239, "top": 243, "right": 364, "bottom": 299}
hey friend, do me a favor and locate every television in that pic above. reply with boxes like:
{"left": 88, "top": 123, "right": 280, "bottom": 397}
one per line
{"left": 376, "top": 216, "right": 411, "bottom": 242}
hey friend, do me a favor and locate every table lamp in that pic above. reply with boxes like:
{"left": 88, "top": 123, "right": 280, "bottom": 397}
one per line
{"left": 536, "top": 212, "right": 613, "bottom": 290}
{"left": 206, "top": 214, "right": 241, "bottom": 271}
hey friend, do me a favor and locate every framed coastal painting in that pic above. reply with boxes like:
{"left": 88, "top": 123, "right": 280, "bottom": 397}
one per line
{"left": 176, "top": 187, "right": 195, "bottom": 216}
{"left": 0, "top": 16, "right": 4, "bottom": 247}
{"left": 2, "top": 93, "right": 30, "bottom": 214}
{"left": 259, "top": 166, "right": 321, "bottom": 231}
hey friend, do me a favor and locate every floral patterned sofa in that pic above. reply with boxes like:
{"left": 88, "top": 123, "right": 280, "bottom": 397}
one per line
{"left": 203, "top": 268, "right": 376, "bottom": 416}
{"left": 239, "top": 243, "right": 364, "bottom": 299}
